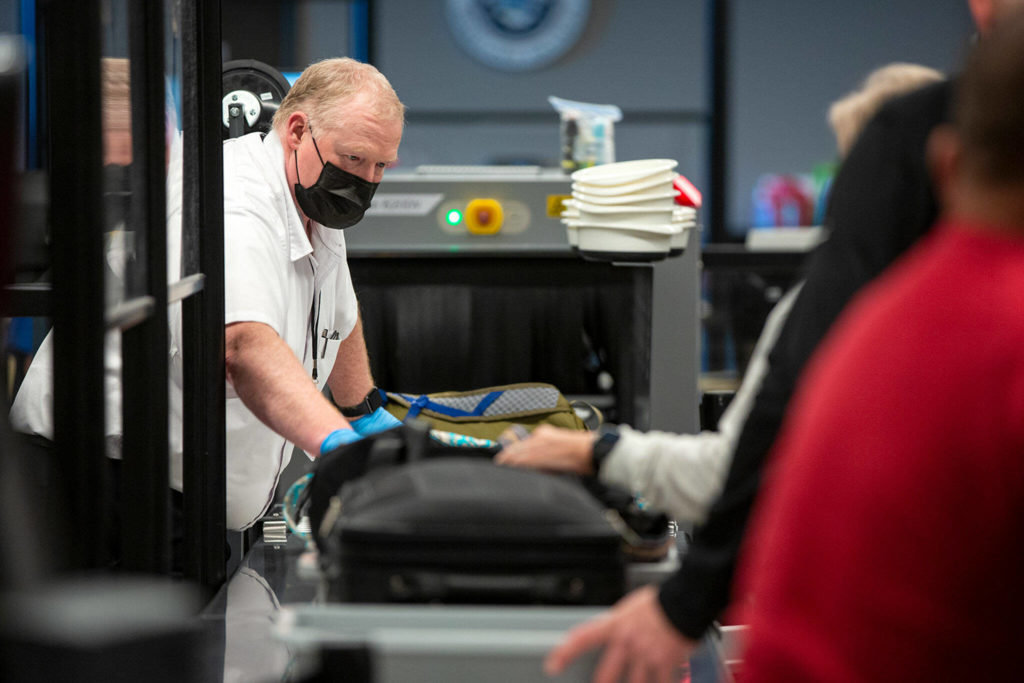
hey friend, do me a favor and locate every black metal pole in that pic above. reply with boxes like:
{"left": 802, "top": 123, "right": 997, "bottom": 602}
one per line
{"left": 181, "top": 0, "right": 227, "bottom": 591}
{"left": 120, "top": 0, "right": 171, "bottom": 574}
{"left": 707, "top": 0, "right": 730, "bottom": 242}
{"left": 363, "top": 0, "right": 375, "bottom": 65}
{"left": 44, "top": 0, "right": 109, "bottom": 569}
{"left": 632, "top": 267, "right": 653, "bottom": 431}
{"left": 0, "top": 37, "right": 48, "bottom": 589}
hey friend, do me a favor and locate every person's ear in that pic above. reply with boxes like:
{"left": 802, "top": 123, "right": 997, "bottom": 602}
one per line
{"left": 926, "top": 124, "right": 963, "bottom": 206}
{"left": 284, "top": 112, "right": 308, "bottom": 151}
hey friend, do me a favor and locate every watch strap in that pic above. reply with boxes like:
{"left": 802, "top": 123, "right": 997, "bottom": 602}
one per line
{"left": 340, "top": 387, "right": 384, "bottom": 418}
{"left": 591, "top": 423, "right": 620, "bottom": 475}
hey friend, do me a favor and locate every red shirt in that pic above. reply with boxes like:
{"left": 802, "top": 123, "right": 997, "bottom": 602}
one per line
{"left": 738, "top": 222, "right": 1024, "bottom": 682}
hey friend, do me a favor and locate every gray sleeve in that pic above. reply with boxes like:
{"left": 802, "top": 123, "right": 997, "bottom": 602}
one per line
{"left": 599, "top": 283, "right": 802, "bottom": 523}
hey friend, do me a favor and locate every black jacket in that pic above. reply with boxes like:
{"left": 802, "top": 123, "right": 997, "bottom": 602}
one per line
{"left": 658, "top": 80, "right": 954, "bottom": 639}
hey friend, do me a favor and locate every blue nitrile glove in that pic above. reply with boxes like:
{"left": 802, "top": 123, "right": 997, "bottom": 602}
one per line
{"left": 319, "top": 428, "right": 361, "bottom": 455}
{"left": 350, "top": 406, "right": 403, "bottom": 437}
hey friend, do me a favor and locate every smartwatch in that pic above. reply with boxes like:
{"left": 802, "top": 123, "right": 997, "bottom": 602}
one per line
{"left": 339, "top": 387, "right": 384, "bottom": 418}
{"left": 590, "top": 423, "right": 620, "bottom": 475}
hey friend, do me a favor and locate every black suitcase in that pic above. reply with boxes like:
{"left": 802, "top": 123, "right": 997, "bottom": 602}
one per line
{"left": 306, "top": 423, "right": 629, "bottom": 605}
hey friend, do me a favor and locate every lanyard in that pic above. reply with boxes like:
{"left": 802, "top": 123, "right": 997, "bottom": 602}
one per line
{"left": 309, "top": 259, "right": 321, "bottom": 381}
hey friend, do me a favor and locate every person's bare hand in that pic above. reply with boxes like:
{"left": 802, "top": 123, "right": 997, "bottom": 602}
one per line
{"left": 545, "top": 585, "right": 698, "bottom": 683}
{"left": 494, "top": 424, "right": 595, "bottom": 474}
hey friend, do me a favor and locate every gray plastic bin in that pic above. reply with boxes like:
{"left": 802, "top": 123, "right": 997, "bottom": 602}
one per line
{"left": 275, "top": 603, "right": 745, "bottom": 682}
{"left": 276, "top": 603, "right": 604, "bottom": 682}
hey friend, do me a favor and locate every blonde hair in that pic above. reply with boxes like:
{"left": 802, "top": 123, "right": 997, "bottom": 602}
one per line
{"left": 272, "top": 57, "right": 405, "bottom": 133}
{"left": 829, "top": 62, "right": 945, "bottom": 157}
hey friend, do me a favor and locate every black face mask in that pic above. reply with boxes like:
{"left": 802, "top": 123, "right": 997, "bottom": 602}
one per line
{"left": 293, "top": 127, "right": 378, "bottom": 230}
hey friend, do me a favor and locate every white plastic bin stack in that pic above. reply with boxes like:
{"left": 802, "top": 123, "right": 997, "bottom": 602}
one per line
{"left": 561, "top": 159, "right": 698, "bottom": 262}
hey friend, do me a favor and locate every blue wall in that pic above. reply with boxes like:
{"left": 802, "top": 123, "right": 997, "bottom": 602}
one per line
{"left": 367, "top": 0, "right": 973, "bottom": 236}
{"left": 224, "top": 0, "right": 973, "bottom": 236}
{"left": 375, "top": 0, "right": 708, "bottom": 190}
{"left": 727, "top": 0, "right": 973, "bottom": 235}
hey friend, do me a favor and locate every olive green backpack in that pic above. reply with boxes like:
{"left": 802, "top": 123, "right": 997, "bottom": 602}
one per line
{"left": 383, "top": 382, "right": 594, "bottom": 441}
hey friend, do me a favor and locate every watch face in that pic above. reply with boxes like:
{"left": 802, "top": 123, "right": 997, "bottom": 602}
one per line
{"left": 445, "top": 0, "right": 591, "bottom": 72}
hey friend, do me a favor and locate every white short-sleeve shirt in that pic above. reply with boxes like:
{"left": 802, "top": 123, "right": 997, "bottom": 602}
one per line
{"left": 169, "top": 131, "right": 359, "bottom": 530}
{"left": 11, "top": 131, "right": 360, "bottom": 531}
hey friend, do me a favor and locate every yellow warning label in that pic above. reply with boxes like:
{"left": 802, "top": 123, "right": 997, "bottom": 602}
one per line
{"left": 546, "top": 195, "right": 572, "bottom": 218}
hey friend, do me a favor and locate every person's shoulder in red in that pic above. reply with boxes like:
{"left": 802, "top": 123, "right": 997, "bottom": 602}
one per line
{"left": 739, "top": 12, "right": 1024, "bottom": 679}
{"left": 736, "top": 220, "right": 1024, "bottom": 682}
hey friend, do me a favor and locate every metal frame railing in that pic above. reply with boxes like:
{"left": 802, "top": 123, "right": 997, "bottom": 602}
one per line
{"left": 9, "top": 0, "right": 227, "bottom": 591}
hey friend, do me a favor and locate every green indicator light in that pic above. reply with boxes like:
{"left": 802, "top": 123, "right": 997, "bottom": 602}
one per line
{"left": 446, "top": 209, "right": 463, "bottom": 225}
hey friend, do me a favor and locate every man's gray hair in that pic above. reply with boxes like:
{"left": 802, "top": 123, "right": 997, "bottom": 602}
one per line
{"left": 272, "top": 57, "right": 405, "bottom": 133}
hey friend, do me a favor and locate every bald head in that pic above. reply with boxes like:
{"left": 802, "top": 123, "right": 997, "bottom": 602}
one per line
{"left": 929, "top": 8, "right": 1024, "bottom": 226}
{"left": 956, "top": 8, "right": 1024, "bottom": 184}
